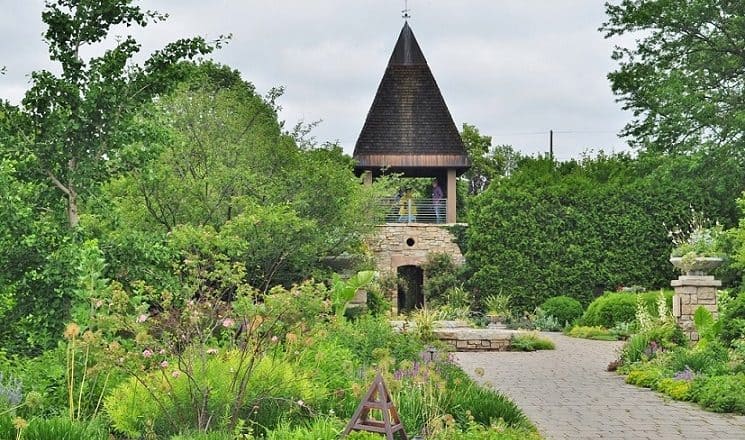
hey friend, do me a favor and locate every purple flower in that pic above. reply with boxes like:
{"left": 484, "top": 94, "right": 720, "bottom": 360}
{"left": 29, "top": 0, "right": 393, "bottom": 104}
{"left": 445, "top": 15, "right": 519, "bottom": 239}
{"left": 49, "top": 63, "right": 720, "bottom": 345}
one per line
{"left": 674, "top": 366, "right": 695, "bottom": 381}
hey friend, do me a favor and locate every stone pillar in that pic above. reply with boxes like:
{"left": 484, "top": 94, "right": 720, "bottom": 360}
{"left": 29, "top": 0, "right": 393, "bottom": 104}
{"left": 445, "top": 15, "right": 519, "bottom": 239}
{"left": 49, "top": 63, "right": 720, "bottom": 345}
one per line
{"left": 671, "top": 275, "right": 720, "bottom": 341}
{"left": 446, "top": 168, "right": 456, "bottom": 223}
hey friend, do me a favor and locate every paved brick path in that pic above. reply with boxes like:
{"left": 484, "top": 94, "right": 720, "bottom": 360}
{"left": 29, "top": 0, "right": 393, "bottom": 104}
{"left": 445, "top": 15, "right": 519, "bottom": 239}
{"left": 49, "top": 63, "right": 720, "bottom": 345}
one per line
{"left": 456, "top": 333, "right": 745, "bottom": 440}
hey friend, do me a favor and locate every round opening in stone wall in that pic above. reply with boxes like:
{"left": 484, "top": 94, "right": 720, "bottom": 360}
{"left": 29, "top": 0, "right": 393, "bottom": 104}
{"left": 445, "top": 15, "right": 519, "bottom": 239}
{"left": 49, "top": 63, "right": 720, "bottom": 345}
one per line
{"left": 406, "top": 237, "right": 415, "bottom": 247}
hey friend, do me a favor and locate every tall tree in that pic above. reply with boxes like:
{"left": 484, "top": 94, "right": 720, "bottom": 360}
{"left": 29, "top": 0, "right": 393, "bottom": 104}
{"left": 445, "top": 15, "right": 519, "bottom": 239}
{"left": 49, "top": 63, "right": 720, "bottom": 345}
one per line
{"left": 602, "top": 1, "right": 745, "bottom": 155}
{"left": 460, "top": 123, "right": 519, "bottom": 195}
{"left": 17, "top": 0, "right": 224, "bottom": 227}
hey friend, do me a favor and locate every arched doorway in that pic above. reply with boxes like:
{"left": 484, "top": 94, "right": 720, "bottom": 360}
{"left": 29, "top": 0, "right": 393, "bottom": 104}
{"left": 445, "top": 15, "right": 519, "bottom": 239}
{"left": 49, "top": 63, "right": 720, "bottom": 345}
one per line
{"left": 397, "top": 265, "right": 424, "bottom": 313}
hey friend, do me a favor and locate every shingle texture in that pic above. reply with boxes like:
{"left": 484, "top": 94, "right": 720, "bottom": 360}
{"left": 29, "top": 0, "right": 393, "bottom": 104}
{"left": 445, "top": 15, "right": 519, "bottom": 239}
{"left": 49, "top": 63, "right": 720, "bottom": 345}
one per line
{"left": 354, "top": 22, "right": 469, "bottom": 171}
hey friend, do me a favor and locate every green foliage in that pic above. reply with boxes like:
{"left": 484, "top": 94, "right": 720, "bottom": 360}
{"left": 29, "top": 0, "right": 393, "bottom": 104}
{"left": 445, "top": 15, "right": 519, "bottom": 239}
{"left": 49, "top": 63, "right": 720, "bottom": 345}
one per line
{"left": 601, "top": 0, "right": 745, "bottom": 155}
{"left": 566, "top": 326, "right": 618, "bottom": 341}
{"left": 331, "top": 271, "right": 376, "bottom": 318}
{"left": 421, "top": 253, "right": 464, "bottom": 307}
{"left": 626, "top": 364, "right": 665, "bottom": 388}
{"left": 170, "top": 432, "right": 234, "bottom": 440}
{"left": 105, "top": 353, "right": 321, "bottom": 438}
{"left": 509, "top": 333, "right": 555, "bottom": 351}
{"left": 620, "top": 323, "right": 685, "bottom": 365}
{"left": 327, "top": 315, "right": 423, "bottom": 367}
{"left": 667, "top": 342, "right": 729, "bottom": 376}
{"left": 530, "top": 308, "right": 563, "bottom": 332}
{"left": 460, "top": 123, "right": 520, "bottom": 196}
{"left": 690, "top": 374, "right": 745, "bottom": 414}
{"left": 439, "top": 364, "right": 532, "bottom": 431}
{"left": 466, "top": 154, "right": 745, "bottom": 312}
{"left": 18, "top": 417, "right": 108, "bottom": 440}
{"left": 655, "top": 378, "right": 692, "bottom": 401}
{"left": 581, "top": 291, "right": 671, "bottom": 328}
{"left": 482, "top": 294, "right": 511, "bottom": 317}
{"left": 265, "top": 417, "right": 344, "bottom": 440}
{"left": 721, "top": 292, "right": 745, "bottom": 346}
{"left": 18, "top": 1, "right": 219, "bottom": 227}
{"left": 539, "top": 296, "right": 583, "bottom": 326}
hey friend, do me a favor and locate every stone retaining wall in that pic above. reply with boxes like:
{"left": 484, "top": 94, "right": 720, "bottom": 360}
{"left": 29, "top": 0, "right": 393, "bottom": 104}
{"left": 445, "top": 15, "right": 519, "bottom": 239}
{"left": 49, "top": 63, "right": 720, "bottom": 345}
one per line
{"left": 435, "top": 328, "right": 512, "bottom": 352}
{"left": 368, "top": 223, "right": 465, "bottom": 272}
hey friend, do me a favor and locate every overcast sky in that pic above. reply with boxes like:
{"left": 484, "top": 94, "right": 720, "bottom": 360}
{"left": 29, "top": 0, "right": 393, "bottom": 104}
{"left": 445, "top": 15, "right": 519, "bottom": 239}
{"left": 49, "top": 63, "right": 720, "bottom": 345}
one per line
{"left": 1, "top": 1, "right": 634, "bottom": 160}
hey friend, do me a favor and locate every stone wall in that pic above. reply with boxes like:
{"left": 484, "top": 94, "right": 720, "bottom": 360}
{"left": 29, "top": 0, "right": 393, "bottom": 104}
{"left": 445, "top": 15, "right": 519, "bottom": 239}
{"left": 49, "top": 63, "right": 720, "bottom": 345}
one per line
{"left": 368, "top": 223, "right": 465, "bottom": 272}
{"left": 435, "top": 328, "right": 512, "bottom": 351}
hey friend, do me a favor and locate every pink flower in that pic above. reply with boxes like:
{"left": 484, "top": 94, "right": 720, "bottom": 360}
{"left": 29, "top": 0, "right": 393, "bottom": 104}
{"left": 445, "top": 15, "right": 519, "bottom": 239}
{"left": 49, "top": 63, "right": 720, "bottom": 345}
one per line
{"left": 159, "top": 349, "right": 166, "bottom": 355}
{"left": 171, "top": 370, "right": 180, "bottom": 378}
{"left": 271, "top": 335, "right": 279, "bottom": 343}
{"left": 221, "top": 318, "right": 235, "bottom": 328}
{"left": 160, "top": 360, "right": 169, "bottom": 368}
{"left": 136, "top": 314, "right": 148, "bottom": 323}
{"left": 94, "top": 300, "right": 103, "bottom": 308}
{"left": 142, "top": 349, "right": 153, "bottom": 358}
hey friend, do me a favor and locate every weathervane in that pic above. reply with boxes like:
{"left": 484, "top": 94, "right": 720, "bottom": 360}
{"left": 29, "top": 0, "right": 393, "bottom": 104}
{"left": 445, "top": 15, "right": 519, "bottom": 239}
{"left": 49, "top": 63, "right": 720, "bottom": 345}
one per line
{"left": 402, "top": 0, "right": 411, "bottom": 19}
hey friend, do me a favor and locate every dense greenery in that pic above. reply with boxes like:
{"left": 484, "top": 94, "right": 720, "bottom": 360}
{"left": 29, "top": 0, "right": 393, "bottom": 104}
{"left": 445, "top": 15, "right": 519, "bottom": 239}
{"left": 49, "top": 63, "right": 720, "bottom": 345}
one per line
{"left": 466, "top": 153, "right": 745, "bottom": 311}
{"left": 617, "top": 292, "right": 745, "bottom": 415}
{"left": 602, "top": 0, "right": 745, "bottom": 156}
{"left": 581, "top": 291, "right": 673, "bottom": 328}
{"left": 539, "top": 296, "right": 583, "bottom": 326}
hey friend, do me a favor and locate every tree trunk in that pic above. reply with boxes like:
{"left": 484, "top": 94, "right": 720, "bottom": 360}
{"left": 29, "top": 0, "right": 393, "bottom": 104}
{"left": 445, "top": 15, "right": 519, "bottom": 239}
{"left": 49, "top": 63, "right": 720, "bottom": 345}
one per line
{"left": 68, "top": 189, "right": 79, "bottom": 228}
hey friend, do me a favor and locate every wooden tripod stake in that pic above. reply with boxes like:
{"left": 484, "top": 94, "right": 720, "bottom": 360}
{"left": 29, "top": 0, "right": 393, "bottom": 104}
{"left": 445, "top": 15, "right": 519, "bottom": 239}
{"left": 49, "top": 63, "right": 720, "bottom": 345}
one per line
{"left": 342, "top": 373, "right": 408, "bottom": 439}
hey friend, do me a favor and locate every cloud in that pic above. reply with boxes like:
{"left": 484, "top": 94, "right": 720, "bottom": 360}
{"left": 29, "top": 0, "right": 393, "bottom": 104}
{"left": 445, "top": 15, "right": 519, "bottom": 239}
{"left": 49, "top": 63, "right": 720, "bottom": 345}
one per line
{"left": 0, "top": 0, "right": 633, "bottom": 158}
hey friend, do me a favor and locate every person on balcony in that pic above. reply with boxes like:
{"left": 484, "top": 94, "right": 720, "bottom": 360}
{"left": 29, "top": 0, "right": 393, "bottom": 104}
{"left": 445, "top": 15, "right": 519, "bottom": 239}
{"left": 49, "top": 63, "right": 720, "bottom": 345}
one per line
{"left": 398, "top": 188, "right": 416, "bottom": 223}
{"left": 432, "top": 179, "right": 444, "bottom": 223}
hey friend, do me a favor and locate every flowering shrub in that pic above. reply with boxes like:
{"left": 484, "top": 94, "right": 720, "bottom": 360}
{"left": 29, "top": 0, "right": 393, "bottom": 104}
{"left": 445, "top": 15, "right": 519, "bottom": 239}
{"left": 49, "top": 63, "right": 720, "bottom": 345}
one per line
{"left": 667, "top": 207, "right": 724, "bottom": 258}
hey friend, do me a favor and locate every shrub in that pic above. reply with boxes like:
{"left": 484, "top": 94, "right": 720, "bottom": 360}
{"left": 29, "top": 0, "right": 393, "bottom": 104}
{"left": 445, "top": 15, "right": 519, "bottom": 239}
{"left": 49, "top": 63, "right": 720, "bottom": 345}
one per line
{"left": 620, "top": 323, "right": 685, "bottom": 364}
{"left": 566, "top": 326, "right": 618, "bottom": 341}
{"left": 531, "top": 308, "right": 563, "bottom": 332}
{"left": 667, "top": 342, "right": 729, "bottom": 376}
{"left": 540, "top": 296, "right": 583, "bottom": 326}
{"left": 105, "top": 352, "right": 322, "bottom": 438}
{"left": 656, "top": 378, "right": 692, "bottom": 401}
{"left": 721, "top": 292, "right": 745, "bottom": 346}
{"left": 626, "top": 365, "right": 665, "bottom": 388}
{"left": 691, "top": 374, "right": 745, "bottom": 413}
{"left": 509, "top": 332, "right": 555, "bottom": 351}
{"left": 422, "top": 253, "right": 462, "bottom": 307}
{"left": 328, "top": 315, "right": 422, "bottom": 366}
{"left": 581, "top": 291, "right": 672, "bottom": 328}
{"left": 170, "top": 433, "right": 233, "bottom": 440}
{"left": 265, "top": 417, "right": 345, "bottom": 440}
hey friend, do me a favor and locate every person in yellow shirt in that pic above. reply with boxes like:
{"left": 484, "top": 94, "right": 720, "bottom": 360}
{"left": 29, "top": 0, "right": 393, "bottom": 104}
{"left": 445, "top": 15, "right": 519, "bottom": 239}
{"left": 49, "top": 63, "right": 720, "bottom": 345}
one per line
{"left": 398, "top": 188, "right": 416, "bottom": 222}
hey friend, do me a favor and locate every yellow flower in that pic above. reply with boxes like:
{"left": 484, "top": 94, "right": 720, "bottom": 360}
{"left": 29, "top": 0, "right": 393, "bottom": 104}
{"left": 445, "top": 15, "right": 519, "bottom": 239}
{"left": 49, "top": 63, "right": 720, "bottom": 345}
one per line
{"left": 12, "top": 417, "right": 28, "bottom": 430}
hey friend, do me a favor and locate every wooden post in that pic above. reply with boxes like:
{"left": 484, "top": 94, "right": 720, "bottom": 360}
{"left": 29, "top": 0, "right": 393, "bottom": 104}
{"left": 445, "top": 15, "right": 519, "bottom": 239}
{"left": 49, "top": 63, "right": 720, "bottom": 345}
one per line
{"left": 446, "top": 168, "right": 456, "bottom": 223}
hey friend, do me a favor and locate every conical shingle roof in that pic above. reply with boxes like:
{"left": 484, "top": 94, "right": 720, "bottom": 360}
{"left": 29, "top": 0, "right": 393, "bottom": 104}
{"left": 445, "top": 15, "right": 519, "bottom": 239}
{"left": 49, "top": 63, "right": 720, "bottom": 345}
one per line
{"left": 354, "top": 22, "right": 470, "bottom": 176}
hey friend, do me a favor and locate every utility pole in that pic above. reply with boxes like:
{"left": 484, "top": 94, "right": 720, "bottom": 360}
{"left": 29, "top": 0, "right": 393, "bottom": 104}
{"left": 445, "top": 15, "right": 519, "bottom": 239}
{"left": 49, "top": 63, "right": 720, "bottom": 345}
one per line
{"left": 549, "top": 129, "right": 554, "bottom": 160}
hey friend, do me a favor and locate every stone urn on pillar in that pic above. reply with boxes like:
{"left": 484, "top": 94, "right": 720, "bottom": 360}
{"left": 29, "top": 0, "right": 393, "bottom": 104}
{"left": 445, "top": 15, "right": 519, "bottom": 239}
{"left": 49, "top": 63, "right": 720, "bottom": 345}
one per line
{"left": 670, "top": 255, "right": 723, "bottom": 341}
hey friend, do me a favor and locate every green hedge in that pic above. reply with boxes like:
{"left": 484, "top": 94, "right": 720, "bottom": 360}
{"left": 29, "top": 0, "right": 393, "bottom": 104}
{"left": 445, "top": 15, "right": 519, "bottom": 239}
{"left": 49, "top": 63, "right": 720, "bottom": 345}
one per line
{"left": 466, "top": 153, "right": 745, "bottom": 311}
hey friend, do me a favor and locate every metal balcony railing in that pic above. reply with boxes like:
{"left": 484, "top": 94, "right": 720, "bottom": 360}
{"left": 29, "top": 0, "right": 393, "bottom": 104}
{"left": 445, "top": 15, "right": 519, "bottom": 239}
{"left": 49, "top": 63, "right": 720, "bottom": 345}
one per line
{"left": 380, "top": 197, "right": 448, "bottom": 224}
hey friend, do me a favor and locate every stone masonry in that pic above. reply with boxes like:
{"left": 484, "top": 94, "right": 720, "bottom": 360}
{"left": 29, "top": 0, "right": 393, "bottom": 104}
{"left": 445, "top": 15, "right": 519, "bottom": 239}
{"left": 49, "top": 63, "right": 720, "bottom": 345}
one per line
{"left": 368, "top": 223, "right": 464, "bottom": 272}
{"left": 435, "top": 328, "right": 512, "bottom": 351}
{"left": 671, "top": 275, "right": 720, "bottom": 341}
